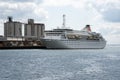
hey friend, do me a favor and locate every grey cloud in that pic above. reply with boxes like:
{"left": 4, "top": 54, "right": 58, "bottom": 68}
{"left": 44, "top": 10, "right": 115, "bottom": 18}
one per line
{"left": 0, "top": 8, "right": 46, "bottom": 21}
{"left": 102, "top": 8, "right": 120, "bottom": 22}
{"left": 91, "top": 1, "right": 120, "bottom": 22}
{"left": 0, "top": 0, "right": 47, "bottom": 21}
{"left": 0, "top": 0, "right": 42, "bottom": 2}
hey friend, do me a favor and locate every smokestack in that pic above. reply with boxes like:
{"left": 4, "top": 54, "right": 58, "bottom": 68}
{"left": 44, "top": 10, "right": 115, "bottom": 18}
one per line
{"left": 86, "top": 25, "right": 91, "bottom": 32}
{"left": 28, "top": 19, "right": 34, "bottom": 24}
{"left": 8, "top": 16, "right": 13, "bottom": 22}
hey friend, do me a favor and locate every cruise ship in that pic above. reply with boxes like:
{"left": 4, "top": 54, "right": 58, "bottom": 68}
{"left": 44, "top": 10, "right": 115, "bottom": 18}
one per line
{"left": 41, "top": 15, "right": 106, "bottom": 49}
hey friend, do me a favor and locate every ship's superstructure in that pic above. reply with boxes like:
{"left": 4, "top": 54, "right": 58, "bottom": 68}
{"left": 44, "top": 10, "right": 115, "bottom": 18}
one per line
{"left": 41, "top": 15, "right": 106, "bottom": 49}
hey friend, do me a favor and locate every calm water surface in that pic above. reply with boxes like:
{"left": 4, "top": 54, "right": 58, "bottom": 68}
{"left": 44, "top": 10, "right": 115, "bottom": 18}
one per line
{"left": 0, "top": 45, "right": 120, "bottom": 80}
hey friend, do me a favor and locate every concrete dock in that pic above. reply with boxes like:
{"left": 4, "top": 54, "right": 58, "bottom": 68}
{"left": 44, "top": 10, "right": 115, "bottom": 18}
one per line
{"left": 0, "top": 41, "right": 46, "bottom": 49}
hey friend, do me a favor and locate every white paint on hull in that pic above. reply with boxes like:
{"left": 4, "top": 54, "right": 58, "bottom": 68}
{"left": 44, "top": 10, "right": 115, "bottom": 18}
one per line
{"left": 41, "top": 39, "right": 106, "bottom": 49}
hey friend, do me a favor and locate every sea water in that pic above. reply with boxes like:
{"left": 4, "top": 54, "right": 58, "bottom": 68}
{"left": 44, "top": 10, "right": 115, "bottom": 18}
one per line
{"left": 0, "top": 45, "right": 120, "bottom": 80}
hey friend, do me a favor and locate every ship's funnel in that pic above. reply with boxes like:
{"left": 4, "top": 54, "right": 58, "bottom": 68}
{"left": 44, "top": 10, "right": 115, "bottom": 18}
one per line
{"left": 82, "top": 25, "right": 91, "bottom": 32}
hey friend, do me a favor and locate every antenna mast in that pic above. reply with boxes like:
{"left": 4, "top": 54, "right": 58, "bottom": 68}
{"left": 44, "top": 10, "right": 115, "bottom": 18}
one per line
{"left": 62, "top": 14, "right": 66, "bottom": 28}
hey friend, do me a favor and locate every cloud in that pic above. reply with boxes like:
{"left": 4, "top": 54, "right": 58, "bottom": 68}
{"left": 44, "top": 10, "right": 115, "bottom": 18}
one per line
{"left": 42, "top": 0, "right": 120, "bottom": 22}
{"left": 91, "top": 0, "right": 120, "bottom": 22}
{"left": 0, "top": 1, "right": 47, "bottom": 21}
{"left": 101, "top": 8, "right": 120, "bottom": 22}
{"left": 93, "top": 23, "right": 120, "bottom": 44}
{"left": 88, "top": 0, "right": 120, "bottom": 23}
{"left": 0, "top": 0, "right": 39, "bottom": 2}
{"left": 105, "top": 34, "right": 120, "bottom": 44}
{"left": 1, "top": 0, "right": 120, "bottom": 22}
{"left": 42, "top": 0, "right": 87, "bottom": 8}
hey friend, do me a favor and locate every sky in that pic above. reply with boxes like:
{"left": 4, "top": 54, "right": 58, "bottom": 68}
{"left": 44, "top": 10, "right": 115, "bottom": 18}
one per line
{"left": 0, "top": 0, "right": 120, "bottom": 44}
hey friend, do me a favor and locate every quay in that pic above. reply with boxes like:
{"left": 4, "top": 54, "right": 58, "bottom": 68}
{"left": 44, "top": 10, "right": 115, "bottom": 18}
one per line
{"left": 0, "top": 17, "right": 46, "bottom": 49}
{"left": 0, "top": 41, "right": 46, "bottom": 49}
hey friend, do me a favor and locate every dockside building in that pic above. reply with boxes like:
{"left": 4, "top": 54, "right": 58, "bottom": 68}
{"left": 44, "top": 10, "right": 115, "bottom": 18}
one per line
{"left": 4, "top": 17, "right": 22, "bottom": 38}
{"left": 24, "top": 19, "right": 45, "bottom": 40}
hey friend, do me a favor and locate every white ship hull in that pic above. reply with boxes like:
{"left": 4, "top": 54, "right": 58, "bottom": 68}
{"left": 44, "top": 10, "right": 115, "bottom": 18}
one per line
{"left": 41, "top": 39, "right": 106, "bottom": 49}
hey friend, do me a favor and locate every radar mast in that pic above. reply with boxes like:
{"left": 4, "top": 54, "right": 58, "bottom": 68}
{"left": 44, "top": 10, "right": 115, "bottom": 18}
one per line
{"left": 62, "top": 14, "right": 66, "bottom": 29}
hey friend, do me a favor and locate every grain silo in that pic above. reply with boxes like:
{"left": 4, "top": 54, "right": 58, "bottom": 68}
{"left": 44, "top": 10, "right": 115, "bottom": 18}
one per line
{"left": 4, "top": 17, "right": 22, "bottom": 38}
{"left": 24, "top": 19, "right": 45, "bottom": 40}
